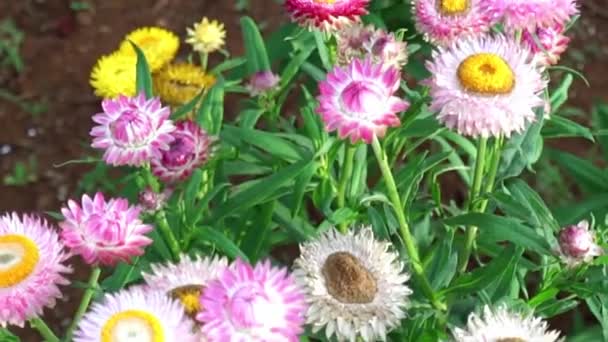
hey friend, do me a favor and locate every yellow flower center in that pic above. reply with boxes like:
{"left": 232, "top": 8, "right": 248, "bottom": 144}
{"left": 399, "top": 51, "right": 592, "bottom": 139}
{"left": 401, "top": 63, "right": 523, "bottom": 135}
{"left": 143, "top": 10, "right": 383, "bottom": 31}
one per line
{"left": 439, "top": 0, "right": 469, "bottom": 15}
{"left": 101, "top": 310, "right": 164, "bottom": 342}
{"left": 0, "top": 234, "right": 40, "bottom": 288}
{"left": 314, "top": 0, "right": 336, "bottom": 4}
{"left": 169, "top": 285, "right": 203, "bottom": 318}
{"left": 457, "top": 53, "right": 515, "bottom": 95}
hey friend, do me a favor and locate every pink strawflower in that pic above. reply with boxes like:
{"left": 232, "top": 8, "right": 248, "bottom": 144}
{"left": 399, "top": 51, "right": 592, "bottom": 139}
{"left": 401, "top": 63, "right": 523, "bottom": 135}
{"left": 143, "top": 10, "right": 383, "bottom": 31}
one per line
{"left": 90, "top": 93, "right": 176, "bottom": 166}
{"left": 285, "top": 0, "right": 370, "bottom": 31}
{"left": 414, "top": 0, "right": 499, "bottom": 45}
{"left": 74, "top": 287, "right": 198, "bottom": 341}
{"left": 247, "top": 71, "right": 281, "bottom": 96}
{"left": 317, "top": 58, "right": 409, "bottom": 144}
{"left": 0, "top": 213, "right": 72, "bottom": 327}
{"left": 59, "top": 192, "right": 153, "bottom": 266}
{"left": 521, "top": 24, "right": 570, "bottom": 66}
{"left": 197, "top": 259, "right": 307, "bottom": 342}
{"left": 336, "top": 24, "right": 408, "bottom": 68}
{"left": 557, "top": 220, "right": 603, "bottom": 267}
{"left": 498, "top": 0, "right": 578, "bottom": 31}
{"left": 138, "top": 187, "right": 173, "bottom": 213}
{"left": 151, "top": 120, "right": 212, "bottom": 183}
{"left": 426, "top": 35, "right": 547, "bottom": 137}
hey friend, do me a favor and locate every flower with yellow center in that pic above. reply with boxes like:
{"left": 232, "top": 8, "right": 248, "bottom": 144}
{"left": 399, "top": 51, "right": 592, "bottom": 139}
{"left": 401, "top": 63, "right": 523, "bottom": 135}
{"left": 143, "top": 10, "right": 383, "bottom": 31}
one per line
{"left": 426, "top": 35, "right": 546, "bottom": 137}
{"left": 185, "top": 18, "right": 226, "bottom": 54}
{"left": 90, "top": 52, "right": 137, "bottom": 99}
{"left": 0, "top": 213, "right": 71, "bottom": 328}
{"left": 74, "top": 288, "right": 198, "bottom": 341}
{"left": 118, "top": 27, "right": 179, "bottom": 72}
{"left": 154, "top": 63, "right": 216, "bottom": 106}
{"left": 439, "top": 0, "right": 469, "bottom": 15}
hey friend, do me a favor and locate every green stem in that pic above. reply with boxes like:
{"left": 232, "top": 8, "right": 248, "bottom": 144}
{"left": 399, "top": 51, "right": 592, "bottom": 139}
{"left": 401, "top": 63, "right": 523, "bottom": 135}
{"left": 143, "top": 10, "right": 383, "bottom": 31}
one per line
{"left": 63, "top": 266, "right": 101, "bottom": 342}
{"left": 30, "top": 317, "right": 60, "bottom": 342}
{"left": 458, "top": 137, "right": 488, "bottom": 273}
{"left": 200, "top": 52, "right": 208, "bottom": 72}
{"left": 371, "top": 136, "right": 446, "bottom": 311}
{"left": 337, "top": 143, "right": 356, "bottom": 233}
{"left": 156, "top": 210, "right": 181, "bottom": 261}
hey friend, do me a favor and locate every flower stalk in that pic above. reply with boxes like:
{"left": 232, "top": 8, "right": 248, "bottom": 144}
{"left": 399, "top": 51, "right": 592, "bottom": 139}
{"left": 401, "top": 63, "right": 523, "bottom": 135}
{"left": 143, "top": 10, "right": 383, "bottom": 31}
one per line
{"left": 337, "top": 143, "right": 357, "bottom": 232}
{"left": 156, "top": 210, "right": 181, "bottom": 261}
{"left": 63, "top": 266, "right": 101, "bottom": 342}
{"left": 30, "top": 317, "right": 60, "bottom": 342}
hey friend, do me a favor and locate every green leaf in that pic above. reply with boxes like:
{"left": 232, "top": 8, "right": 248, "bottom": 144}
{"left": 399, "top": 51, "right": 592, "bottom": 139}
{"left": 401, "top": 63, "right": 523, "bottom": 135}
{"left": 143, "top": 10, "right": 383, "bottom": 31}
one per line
{"left": 426, "top": 230, "right": 457, "bottom": 290}
{"left": 197, "top": 81, "right": 224, "bottom": 135}
{"left": 130, "top": 42, "right": 153, "bottom": 98}
{"left": 549, "top": 73, "right": 573, "bottom": 114}
{"left": 280, "top": 45, "right": 315, "bottom": 88}
{"left": 210, "top": 57, "right": 247, "bottom": 75}
{"left": 593, "top": 102, "right": 608, "bottom": 161}
{"left": 586, "top": 295, "right": 608, "bottom": 341}
{"left": 548, "top": 149, "right": 608, "bottom": 193}
{"left": 274, "top": 202, "right": 316, "bottom": 241}
{"left": 506, "top": 179, "right": 560, "bottom": 231}
{"left": 240, "top": 17, "right": 271, "bottom": 74}
{"left": 292, "top": 161, "right": 318, "bottom": 216}
{"left": 313, "top": 31, "right": 332, "bottom": 70}
{"left": 553, "top": 193, "right": 608, "bottom": 226}
{"left": 209, "top": 160, "right": 313, "bottom": 222}
{"left": 101, "top": 258, "right": 143, "bottom": 291}
{"left": 444, "top": 213, "right": 552, "bottom": 255}
{"left": 542, "top": 115, "right": 594, "bottom": 141}
{"left": 196, "top": 226, "right": 249, "bottom": 261}
{"left": 222, "top": 125, "right": 305, "bottom": 162}
{"left": 498, "top": 110, "right": 544, "bottom": 180}
{"left": 0, "top": 328, "right": 19, "bottom": 342}
{"left": 171, "top": 90, "right": 205, "bottom": 120}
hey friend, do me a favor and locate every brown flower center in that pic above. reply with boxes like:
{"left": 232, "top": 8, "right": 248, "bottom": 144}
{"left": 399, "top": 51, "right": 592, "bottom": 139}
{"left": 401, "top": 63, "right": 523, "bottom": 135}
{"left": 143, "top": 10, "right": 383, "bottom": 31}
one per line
{"left": 169, "top": 284, "right": 203, "bottom": 318}
{"left": 322, "top": 252, "right": 378, "bottom": 304}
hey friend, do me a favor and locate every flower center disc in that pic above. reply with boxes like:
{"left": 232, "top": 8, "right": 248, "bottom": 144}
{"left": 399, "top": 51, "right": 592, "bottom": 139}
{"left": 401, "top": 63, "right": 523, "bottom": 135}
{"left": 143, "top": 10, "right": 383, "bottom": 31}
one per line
{"left": 457, "top": 53, "right": 515, "bottom": 95}
{"left": 110, "top": 108, "right": 154, "bottom": 147}
{"left": 101, "top": 310, "right": 164, "bottom": 342}
{"left": 0, "top": 234, "right": 40, "bottom": 288}
{"left": 496, "top": 338, "right": 528, "bottom": 342}
{"left": 322, "top": 251, "right": 378, "bottom": 304}
{"left": 439, "top": 0, "right": 469, "bottom": 15}
{"left": 169, "top": 284, "right": 203, "bottom": 318}
{"left": 341, "top": 81, "right": 385, "bottom": 118}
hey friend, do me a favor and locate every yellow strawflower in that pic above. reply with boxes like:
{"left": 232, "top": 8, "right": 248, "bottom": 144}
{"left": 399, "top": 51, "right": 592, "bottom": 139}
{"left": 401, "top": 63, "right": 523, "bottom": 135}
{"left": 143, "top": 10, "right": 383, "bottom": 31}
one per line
{"left": 90, "top": 52, "right": 137, "bottom": 98}
{"left": 118, "top": 27, "right": 179, "bottom": 72}
{"left": 186, "top": 18, "right": 226, "bottom": 54}
{"left": 154, "top": 63, "right": 216, "bottom": 106}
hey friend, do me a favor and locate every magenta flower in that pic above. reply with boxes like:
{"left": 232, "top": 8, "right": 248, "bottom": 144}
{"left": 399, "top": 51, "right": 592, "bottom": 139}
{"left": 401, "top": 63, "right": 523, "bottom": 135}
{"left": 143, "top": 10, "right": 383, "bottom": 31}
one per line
{"left": 90, "top": 93, "right": 176, "bottom": 166}
{"left": 151, "top": 120, "right": 212, "bottom": 183}
{"left": 557, "top": 220, "right": 603, "bottom": 267}
{"left": 0, "top": 213, "right": 72, "bottom": 327}
{"left": 317, "top": 58, "right": 408, "bottom": 144}
{"left": 522, "top": 24, "right": 570, "bottom": 66}
{"left": 59, "top": 192, "right": 153, "bottom": 266}
{"left": 498, "top": 0, "right": 578, "bottom": 31}
{"left": 285, "top": 0, "right": 370, "bottom": 31}
{"left": 138, "top": 187, "right": 172, "bottom": 213}
{"left": 247, "top": 71, "right": 281, "bottom": 96}
{"left": 197, "top": 259, "right": 307, "bottom": 341}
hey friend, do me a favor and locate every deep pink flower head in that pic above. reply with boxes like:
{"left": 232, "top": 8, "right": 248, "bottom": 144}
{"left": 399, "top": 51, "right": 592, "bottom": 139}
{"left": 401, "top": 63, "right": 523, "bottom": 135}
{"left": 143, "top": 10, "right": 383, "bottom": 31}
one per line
{"left": 90, "top": 93, "right": 176, "bottom": 166}
{"left": 197, "top": 259, "right": 307, "bottom": 342}
{"left": 522, "top": 24, "right": 570, "bottom": 66}
{"left": 0, "top": 213, "right": 72, "bottom": 327}
{"left": 317, "top": 58, "right": 408, "bottom": 143}
{"left": 247, "top": 71, "right": 281, "bottom": 96}
{"left": 151, "top": 120, "right": 212, "bottom": 183}
{"left": 59, "top": 192, "right": 153, "bottom": 266}
{"left": 498, "top": 0, "right": 578, "bottom": 31}
{"left": 414, "top": 0, "right": 499, "bottom": 45}
{"left": 557, "top": 220, "right": 603, "bottom": 266}
{"left": 285, "top": 0, "right": 370, "bottom": 31}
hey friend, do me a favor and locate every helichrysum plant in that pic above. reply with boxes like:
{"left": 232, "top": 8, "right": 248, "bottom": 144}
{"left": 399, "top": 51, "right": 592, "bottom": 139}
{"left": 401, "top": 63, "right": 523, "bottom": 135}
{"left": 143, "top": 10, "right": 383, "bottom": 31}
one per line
{"left": 3, "top": 0, "right": 608, "bottom": 341}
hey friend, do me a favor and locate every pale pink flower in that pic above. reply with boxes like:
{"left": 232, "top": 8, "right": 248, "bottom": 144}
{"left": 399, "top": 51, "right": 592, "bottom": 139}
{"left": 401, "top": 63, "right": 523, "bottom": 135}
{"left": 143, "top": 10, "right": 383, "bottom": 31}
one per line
{"left": 285, "top": 0, "right": 370, "bottom": 31}
{"left": 522, "top": 24, "right": 570, "bottom": 66}
{"left": 247, "top": 71, "right": 281, "bottom": 96}
{"left": 197, "top": 259, "right": 307, "bottom": 342}
{"left": 0, "top": 213, "right": 72, "bottom": 327}
{"left": 336, "top": 24, "right": 408, "bottom": 68}
{"left": 557, "top": 220, "right": 603, "bottom": 267}
{"left": 59, "top": 192, "right": 153, "bottom": 266}
{"left": 90, "top": 93, "right": 176, "bottom": 166}
{"left": 317, "top": 58, "right": 409, "bottom": 144}
{"left": 138, "top": 187, "right": 173, "bottom": 213}
{"left": 498, "top": 0, "right": 578, "bottom": 31}
{"left": 151, "top": 120, "right": 212, "bottom": 183}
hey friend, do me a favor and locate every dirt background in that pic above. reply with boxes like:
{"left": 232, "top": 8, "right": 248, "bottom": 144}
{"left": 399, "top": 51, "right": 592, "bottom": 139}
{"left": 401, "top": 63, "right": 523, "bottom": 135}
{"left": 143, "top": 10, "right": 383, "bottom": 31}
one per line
{"left": 0, "top": 0, "right": 607, "bottom": 340}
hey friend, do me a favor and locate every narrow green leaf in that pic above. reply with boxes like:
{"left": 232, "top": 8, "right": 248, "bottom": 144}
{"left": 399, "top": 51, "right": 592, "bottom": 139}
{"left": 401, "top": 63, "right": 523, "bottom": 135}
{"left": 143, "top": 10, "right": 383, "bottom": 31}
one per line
{"left": 498, "top": 110, "right": 544, "bottom": 180}
{"left": 426, "top": 230, "right": 457, "bottom": 290}
{"left": 130, "top": 42, "right": 153, "bottom": 98}
{"left": 553, "top": 193, "right": 608, "bottom": 225}
{"left": 196, "top": 226, "right": 249, "bottom": 261}
{"left": 313, "top": 31, "right": 332, "bottom": 70}
{"left": 171, "top": 90, "right": 205, "bottom": 120}
{"left": 0, "top": 328, "right": 19, "bottom": 342}
{"left": 292, "top": 162, "right": 318, "bottom": 216}
{"left": 543, "top": 115, "right": 594, "bottom": 141}
{"left": 222, "top": 125, "right": 304, "bottom": 162}
{"left": 548, "top": 149, "right": 608, "bottom": 193}
{"left": 280, "top": 45, "right": 315, "bottom": 88}
{"left": 197, "top": 81, "right": 224, "bottom": 134}
{"left": 549, "top": 73, "right": 574, "bottom": 114}
{"left": 240, "top": 17, "right": 271, "bottom": 73}
{"left": 101, "top": 258, "right": 142, "bottom": 291}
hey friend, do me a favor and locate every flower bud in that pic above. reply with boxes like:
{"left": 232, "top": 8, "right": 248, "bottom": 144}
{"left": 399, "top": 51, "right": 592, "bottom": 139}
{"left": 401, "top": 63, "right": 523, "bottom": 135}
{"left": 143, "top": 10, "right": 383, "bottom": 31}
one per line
{"left": 247, "top": 71, "right": 280, "bottom": 97}
{"left": 557, "top": 220, "right": 603, "bottom": 266}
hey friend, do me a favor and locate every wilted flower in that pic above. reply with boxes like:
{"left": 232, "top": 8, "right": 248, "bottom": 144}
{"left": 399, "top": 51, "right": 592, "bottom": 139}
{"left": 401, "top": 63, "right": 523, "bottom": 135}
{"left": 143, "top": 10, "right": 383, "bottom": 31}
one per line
{"left": 151, "top": 120, "right": 212, "bottom": 183}
{"left": 336, "top": 24, "right": 408, "bottom": 68}
{"left": 197, "top": 259, "right": 307, "bottom": 341}
{"left": 60, "top": 192, "right": 153, "bottom": 266}
{"left": 557, "top": 220, "right": 603, "bottom": 266}
{"left": 426, "top": 35, "right": 546, "bottom": 137}
{"left": 143, "top": 254, "right": 228, "bottom": 318}
{"left": 154, "top": 63, "right": 217, "bottom": 106}
{"left": 138, "top": 187, "right": 173, "bottom": 213}
{"left": 118, "top": 26, "right": 179, "bottom": 72}
{"left": 74, "top": 287, "right": 198, "bottom": 341}
{"left": 522, "top": 24, "right": 570, "bottom": 66}
{"left": 317, "top": 58, "right": 408, "bottom": 143}
{"left": 90, "top": 52, "right": 137, "bottom": 99}
{"left": 498, "top": 0, "right": 578, "bottom": 31}
{"left": 186, "top": 17, "right": 226, "bottom": 54}
{"left": 90, "top": 93, "right": 176, "bottom": 166}
{"left": 414, "top": 0, "right": 498, "bottom": 45}
{"left": 293, "top": 227, "right": 412, "bottom": 342}
{"left": 285, "top": 0, "right": 370, "bottom": 32}
{"left": 246, "top": 70, "right": 281, "bottom": 97}
{"left": 0, "top": 213, "right": 72, "bottom": 327}
{"left": 453, "top": 305, "right": 561, "bottom": 341}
